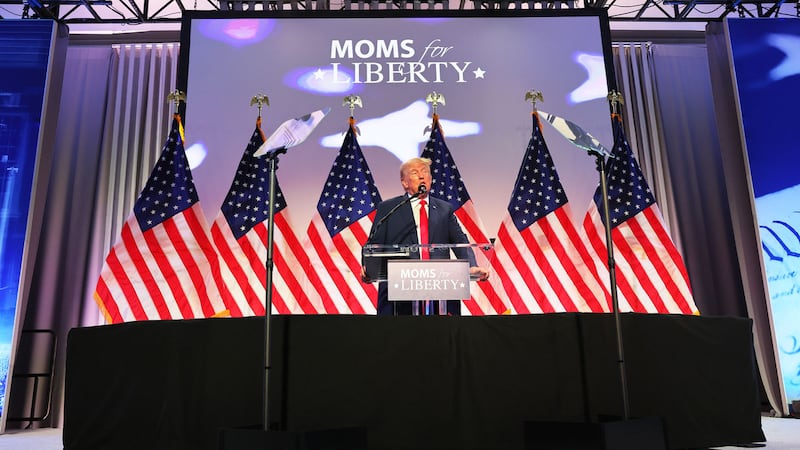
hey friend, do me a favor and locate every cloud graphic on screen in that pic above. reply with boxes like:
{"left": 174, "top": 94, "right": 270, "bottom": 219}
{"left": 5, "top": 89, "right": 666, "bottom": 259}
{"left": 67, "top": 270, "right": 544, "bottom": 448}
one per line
{"left": 568, "top": 53, "right": 608, "bottom": 104}
{"left": 766, "top": 33, "right": 800, "bottom": 82}
{"left": 284, "top": 67, "right": 359, "bottom": 95}
{"left": 198, "top": 19, "right": 275, "bottom": 47}
{"left": 185, "top": 142, "right": 208, "bottom": 170}
{"left": 319, "top": 100, "right": 480, "bottom": 162}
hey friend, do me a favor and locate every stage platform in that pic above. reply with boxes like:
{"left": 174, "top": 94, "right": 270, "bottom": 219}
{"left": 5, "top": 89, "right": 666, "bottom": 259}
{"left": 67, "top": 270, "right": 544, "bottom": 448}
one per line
{"left": 64, "top": 314, "right": 765, "bottom": 450}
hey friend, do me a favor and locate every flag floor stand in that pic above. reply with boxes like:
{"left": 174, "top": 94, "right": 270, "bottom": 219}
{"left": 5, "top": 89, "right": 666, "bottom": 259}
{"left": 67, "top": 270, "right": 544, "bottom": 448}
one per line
{"left": 523, "top": 416, "right": 667, "bottom": 450}
{"left": 218, "top": 426, "right": 368, "bottom": 450}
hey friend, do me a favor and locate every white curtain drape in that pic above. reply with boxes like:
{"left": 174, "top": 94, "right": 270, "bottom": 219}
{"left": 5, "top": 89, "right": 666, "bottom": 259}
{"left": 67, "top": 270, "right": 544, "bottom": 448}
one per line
{"left": 705, "top": 23, "right": 785, "bottom": 416}
{"left": 84, "top": 43, "right": 180, "bottom": 326}
{"left": 99, "top": 43, "right": 179, "bottom": 251}
{"left": 610, "top": 41, "right": 781, "bottom": 415}
{"left": 611, "top": 42, "right": 682, "bottom": 250}
{"left": 11, "top": 43, "right": 181, "bottom": 428}
{"left": 20, "top": 44, "right": 115, "bottom": 429}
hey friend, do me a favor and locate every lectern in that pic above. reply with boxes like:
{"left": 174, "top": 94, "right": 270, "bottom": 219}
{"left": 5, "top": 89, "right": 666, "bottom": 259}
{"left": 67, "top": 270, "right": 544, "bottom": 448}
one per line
{"left": 362, "top": 242, "right": 493, "bottom": 315}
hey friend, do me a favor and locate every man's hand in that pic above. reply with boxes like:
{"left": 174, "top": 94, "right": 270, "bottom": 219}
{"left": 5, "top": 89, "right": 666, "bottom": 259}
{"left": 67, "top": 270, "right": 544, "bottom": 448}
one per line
{"left": 360, "top": 266, "right": 372, "bottom": 283}
{"left": 470, "top": 266, "right": 490, "bottom": 282}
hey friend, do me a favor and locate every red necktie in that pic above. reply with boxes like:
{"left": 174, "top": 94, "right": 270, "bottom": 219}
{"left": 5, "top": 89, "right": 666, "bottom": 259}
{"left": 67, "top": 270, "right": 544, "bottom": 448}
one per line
{"left": 419, "top": 199, "right": 431, "bottom": 315}
{"left": 419, "top": 199, "right": 429, "bottom": 260}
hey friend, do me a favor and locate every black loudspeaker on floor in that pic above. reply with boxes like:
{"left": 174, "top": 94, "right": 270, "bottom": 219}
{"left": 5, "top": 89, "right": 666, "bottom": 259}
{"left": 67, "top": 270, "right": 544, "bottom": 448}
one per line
{"left": 524, "top": 417, "right": 668, "bottom": 450}
{"left": 218, "top": 427, "right": 368, "bottom": 450}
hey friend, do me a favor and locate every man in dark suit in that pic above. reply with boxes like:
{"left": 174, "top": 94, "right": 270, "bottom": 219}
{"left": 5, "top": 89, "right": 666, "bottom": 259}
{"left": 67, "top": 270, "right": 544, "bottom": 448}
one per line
{"left": 362, "top": 157, "right": 489, "bottom": 316}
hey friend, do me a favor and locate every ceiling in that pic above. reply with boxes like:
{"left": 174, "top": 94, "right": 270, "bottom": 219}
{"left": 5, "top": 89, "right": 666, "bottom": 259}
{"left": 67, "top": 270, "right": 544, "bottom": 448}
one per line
{"left": 0, "top": 0, "right": 797, "bottom": 33}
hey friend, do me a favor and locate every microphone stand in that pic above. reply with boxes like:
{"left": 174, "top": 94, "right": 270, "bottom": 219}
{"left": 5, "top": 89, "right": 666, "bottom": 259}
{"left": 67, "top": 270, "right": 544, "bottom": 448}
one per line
{"left": 367, "top": 186, "right": 425, "bottom": 242}
{"left": 589, "top": 146, "right": 630, "bottom": 420}
{"left": 262, "top": 146, "right": 286, "bottom": 431}
{"left": 364, "top": 185, "right": 426, "bottom": 317}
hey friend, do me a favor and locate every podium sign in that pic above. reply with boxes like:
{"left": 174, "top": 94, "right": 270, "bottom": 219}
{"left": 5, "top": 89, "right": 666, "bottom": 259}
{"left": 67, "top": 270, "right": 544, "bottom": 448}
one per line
{"left": 387, "top": 260, "right": 470, "bottom": 301}
{"left": 362, "top": 242, "right": 493, "bottom": 283}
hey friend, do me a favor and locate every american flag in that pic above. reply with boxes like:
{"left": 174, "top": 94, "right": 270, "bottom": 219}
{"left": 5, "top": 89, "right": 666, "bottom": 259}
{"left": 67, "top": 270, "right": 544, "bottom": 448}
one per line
{"left": 210, "top": 120, "right": 317, "bottom": 316}
{"left": 492, "top": 114, "right": 607, "bottom": 314}
{"left": 93, "top": 115, "right": 226, "bottom": 323}
{"left": 302, "top": 121, "right": 381, "bottom": 314}
{"left": 580, "top": 115, "right": 699, "bottom": 314}
{"left": 420, "top": 115, "right": 507, "bottom": 315}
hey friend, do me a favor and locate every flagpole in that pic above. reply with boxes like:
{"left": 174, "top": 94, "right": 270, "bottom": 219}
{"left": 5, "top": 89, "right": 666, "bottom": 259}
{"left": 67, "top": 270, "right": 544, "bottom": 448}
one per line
{"left": 600, "top": 90, "right": 630, "bottom": 420}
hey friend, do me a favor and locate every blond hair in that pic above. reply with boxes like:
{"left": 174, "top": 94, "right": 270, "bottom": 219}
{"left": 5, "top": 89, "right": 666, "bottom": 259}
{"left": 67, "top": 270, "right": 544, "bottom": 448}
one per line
{"left": 400, "top": 157, "right": 432, "bottom": 179}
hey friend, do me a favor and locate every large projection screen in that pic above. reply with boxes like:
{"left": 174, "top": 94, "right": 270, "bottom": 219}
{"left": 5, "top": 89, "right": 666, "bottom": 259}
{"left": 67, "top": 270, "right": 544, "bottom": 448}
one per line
{"left": 178, "top": 11, "right": 616, "bottom": 237}
{"left": 724, "top": 17, "right": 800, "bottom": 410}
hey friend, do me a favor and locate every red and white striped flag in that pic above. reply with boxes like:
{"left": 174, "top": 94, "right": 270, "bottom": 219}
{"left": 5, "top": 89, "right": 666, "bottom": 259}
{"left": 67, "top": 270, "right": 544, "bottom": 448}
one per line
{"left": 420, "top": 115, "right": 508, "bottom": 315}
{"left": 302, "top": 121, "right": 382, "bottom": 314}
{"left": 580, "top": 115, "right": 699, "bottom": 314}
{"left": 210, "top": 119, "right": 317, "bottom": 316}
{"left": 93, "top": 115, "right": 226, "bottom": 323}
{"left": 492, "top": 114, "right": 607, "bottom": 314}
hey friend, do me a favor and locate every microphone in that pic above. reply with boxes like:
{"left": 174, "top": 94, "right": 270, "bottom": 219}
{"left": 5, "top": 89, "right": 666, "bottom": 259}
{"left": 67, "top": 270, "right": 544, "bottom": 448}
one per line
{"left": 417, "top": 183, "right": 427, "bottom": 195}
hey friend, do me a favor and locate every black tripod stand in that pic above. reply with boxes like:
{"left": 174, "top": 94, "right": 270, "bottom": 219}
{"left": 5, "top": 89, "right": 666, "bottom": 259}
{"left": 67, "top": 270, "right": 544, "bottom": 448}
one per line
{"left": 260, "top": 146, "right": 286, "bottom": 431}
{"left": 588, "top": 145, "right": 630, "bottom": 420}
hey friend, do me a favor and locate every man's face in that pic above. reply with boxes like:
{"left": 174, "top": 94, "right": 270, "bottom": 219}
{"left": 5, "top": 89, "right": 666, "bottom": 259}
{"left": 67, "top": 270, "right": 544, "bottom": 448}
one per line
{"left": 401, "top": 162, "right": 432, "bottom": 197}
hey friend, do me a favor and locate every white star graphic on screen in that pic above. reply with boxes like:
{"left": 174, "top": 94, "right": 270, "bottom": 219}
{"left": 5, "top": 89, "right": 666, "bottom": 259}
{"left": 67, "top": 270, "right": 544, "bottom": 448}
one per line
{"left": 319, "top": 100, "right": 480, "bottom": 162}
{"left": 568, "top": 53, "right": 608, "bottom": 104}
{"left": 314, "top": 68, "right": 325, "bottom": 80}
{"left": 473, "top": 67, "right": 486, "bottom": 79}
{"left": 766, "top": 33, "right": 800, "bottom": 81}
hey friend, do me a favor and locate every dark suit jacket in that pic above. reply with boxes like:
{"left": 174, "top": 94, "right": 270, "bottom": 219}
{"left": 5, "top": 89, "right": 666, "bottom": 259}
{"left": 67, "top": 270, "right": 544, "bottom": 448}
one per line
{"left": 364, "top": 194, "right": 475, "bottom": 316}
